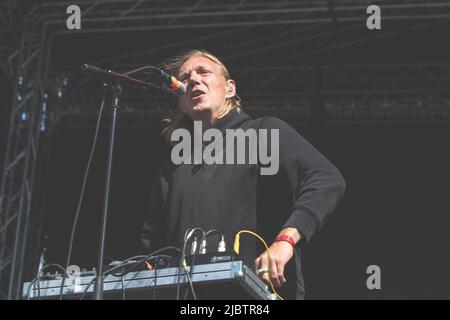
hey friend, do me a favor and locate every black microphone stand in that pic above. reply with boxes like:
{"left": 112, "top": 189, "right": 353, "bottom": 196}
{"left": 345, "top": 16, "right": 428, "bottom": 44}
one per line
{"left": 94, "top": 81, "right": 121, "bottom": 300}
{"left": 81, "top": 64, "right": 176, "bottom": 300}
{"left": 81, "top": 64, "right": 153, "bottom": 300}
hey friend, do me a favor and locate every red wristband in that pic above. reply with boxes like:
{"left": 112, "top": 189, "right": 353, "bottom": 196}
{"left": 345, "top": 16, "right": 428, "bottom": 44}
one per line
{"left": 275, "top": 235, "right": 296, "bottom": 247}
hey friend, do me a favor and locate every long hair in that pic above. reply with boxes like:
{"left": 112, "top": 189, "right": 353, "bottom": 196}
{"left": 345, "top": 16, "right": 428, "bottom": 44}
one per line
{"left": 161, "top": 49, "right": 241, "bottom": 142}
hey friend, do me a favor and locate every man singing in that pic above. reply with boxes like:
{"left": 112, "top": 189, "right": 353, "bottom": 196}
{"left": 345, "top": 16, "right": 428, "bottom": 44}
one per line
{"left": 140, "top": 49, "right": 346, "bottom": 299}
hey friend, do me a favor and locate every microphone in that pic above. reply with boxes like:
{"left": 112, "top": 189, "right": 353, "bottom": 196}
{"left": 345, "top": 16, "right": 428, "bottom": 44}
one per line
{"left": 81, "top": 64, "right": 186, "bottom": 96}
{"left": 81, "top": 64, "right": 155, "bottom": 89}
{"left": 159, "top": 70, "right": 186, "bottom": 96}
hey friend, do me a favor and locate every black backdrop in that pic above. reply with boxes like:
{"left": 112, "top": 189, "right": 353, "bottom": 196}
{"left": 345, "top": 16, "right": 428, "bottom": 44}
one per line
{"left": 42, "top": 119, "right": 450, "bottom": 299}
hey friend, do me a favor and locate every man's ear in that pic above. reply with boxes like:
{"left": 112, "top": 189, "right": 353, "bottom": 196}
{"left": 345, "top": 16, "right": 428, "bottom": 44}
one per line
{"left": 225, "top": 79, "right": 236, "bottom": 98}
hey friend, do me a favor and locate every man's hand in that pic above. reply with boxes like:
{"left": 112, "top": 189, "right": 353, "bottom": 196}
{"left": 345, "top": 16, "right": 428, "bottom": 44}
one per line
{"left": 254, "top": 227, "right": 301, "bottom": 288}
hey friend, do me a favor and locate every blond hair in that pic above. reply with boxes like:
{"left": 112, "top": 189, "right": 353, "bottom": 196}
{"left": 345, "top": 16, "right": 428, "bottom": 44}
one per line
{"left": 161, "top": 49, "right": 241, "bottom": 142}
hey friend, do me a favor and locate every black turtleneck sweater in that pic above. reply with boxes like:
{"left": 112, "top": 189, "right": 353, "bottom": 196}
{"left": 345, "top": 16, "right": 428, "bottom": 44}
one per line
{"left": 141, "top": 108, "right": 346, "bottom": 299}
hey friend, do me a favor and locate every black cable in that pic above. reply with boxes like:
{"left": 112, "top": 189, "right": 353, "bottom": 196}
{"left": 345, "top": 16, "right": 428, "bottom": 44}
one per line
{"left": 105, "top": 249, "right": 178, "bottom": 276}
{"left": 110, "top": 254, "right": 176, "bottom": 300}
{"left": 182, "top": 264, "right": 197, "bottom": 300}
{"left": 79, "top": 276, "right": 97, "bottom": 300}
{"left": 60, "top": 65, "right": 172, "bottom": 300}
{"left": 138, "top": 254, "right": 173, "bottom": 301}
{"left": 177, "top": 229, "right": 195, "bottom": 300}
{"left": 107, "top": 255, "right": 148, "bottom": 277}
{"left": 123, "top": 65, "right": 162, "bottom": 76}
{"left": 61, "top": 65, "right": 164, "bottom": 299}
{"left": 26, "top": 263, "right": 66, "bottom": 300}
{"left": 108, "top": 247, "right": 180, "bottom": 277}
{"left": 183, "top": 229, "right": 223, "bottom": 300}
{"left": 38, "top": 264, "right": 66, "bottom": 300}
{"left": 79, "top": 247, "right": 181, "bottom": 300}
{"left": 121, "top": 274, "right": 125, "bottom": 300}
{"left": 79, "top": 255, "right": 147, "bottom": 300}
{"left": 190, "top": 229, "right": 224, "bottom": 276}
{"left": 177, "top": 239, "right": 188, "bottom": 300}
{"left": 177, "top": 228, "right": 204, "bottom": 300}
{"left": 152, "top": 257, "right": 159, "bottom": 301}
{"left": 180, "top": 248, "right": 197, "bottom": 300}
{"left": 27, "top": 279, "right": 38, "bottom": 299}
{"left": 79, "top": 254, "right": 166, "bottom": 300}
{"left": 202, "top": 229, "right": 223, "bottom": 240}
{"left": 108, "top": 254, "right": 170, "bottom": 277}
{"left": 60, "top": 97, "right": 106, "bottom": 300}
{"left": 123, "top": 65, "right": 167, "bottom": 90}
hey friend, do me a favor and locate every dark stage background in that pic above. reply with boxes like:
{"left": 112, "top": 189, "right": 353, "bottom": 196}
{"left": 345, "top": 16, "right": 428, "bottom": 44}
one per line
{"left": 42, "top": 122, "right": 450, "bottom": 299}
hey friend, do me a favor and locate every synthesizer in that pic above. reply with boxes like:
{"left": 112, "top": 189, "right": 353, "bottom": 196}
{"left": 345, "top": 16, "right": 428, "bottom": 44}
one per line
{"left": 22, "top": 260, "right": 277, "bottom": 300}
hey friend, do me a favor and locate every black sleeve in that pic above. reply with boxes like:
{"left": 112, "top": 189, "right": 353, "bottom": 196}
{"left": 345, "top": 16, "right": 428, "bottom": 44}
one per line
{"left": 140, "top": 169, "right": 166, "bottom": 254}
{"left": 259, "top": 117, "right": 346, "bottom": 242}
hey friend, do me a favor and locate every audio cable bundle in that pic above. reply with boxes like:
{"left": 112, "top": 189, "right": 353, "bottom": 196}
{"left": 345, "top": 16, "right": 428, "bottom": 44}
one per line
{"left": 177, "top": 227, "right": 284, "bottom": 301}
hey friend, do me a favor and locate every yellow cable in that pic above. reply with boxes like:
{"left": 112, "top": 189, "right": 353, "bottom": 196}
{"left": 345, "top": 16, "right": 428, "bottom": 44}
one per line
{"left": 233, "top": 230, "right": 284, "bottom": 300}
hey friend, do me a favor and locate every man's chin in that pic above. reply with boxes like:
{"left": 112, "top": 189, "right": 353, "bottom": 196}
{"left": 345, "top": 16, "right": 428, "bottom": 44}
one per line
{"left": 190, "top": 105, "right": 211, "bottom": 114}
{"left": 187, "top": 106, "right": 214, "bottom": 120}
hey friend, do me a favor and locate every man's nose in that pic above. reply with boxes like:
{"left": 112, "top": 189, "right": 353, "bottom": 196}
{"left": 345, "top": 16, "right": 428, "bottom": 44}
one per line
{"left": 188, "top": 71, "right": 201, "bottom": 85}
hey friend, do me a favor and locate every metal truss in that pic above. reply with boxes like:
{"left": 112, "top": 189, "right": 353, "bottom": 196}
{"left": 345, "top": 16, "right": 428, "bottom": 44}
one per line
{"left": 0, "top": 6, "right": 51, "bottom": 299}
{"left": 53, "top": 62, "right": 450, "bottom": 127}
{"left": 241, "top": 63, "right": 450, "bottom": 123}
{"left": 37, "top": 0, "right": 450, "bottom": 126}
{"left": 26, "top": 0, "right": 450, "bottom": 34}
{"left": 0, "top": 1, "right": 26, "bottom": 82}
